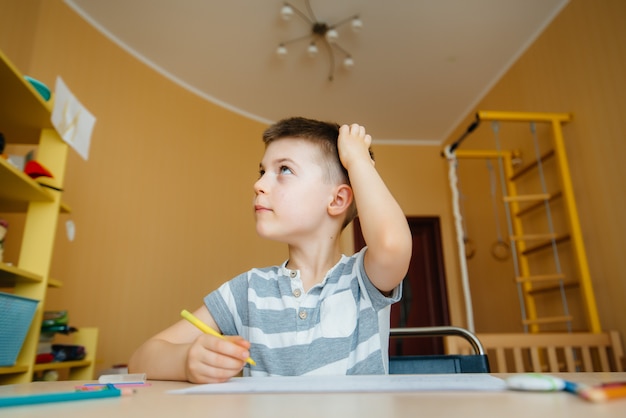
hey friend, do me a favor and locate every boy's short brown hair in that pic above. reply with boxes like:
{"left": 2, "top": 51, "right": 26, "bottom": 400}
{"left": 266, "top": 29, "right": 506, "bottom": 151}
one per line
{"left": 262, "top": 117, "right": 373, "bottom": 228}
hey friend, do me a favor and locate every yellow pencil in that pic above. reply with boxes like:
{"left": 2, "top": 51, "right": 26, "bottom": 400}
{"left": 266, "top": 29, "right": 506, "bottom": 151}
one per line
{"left": 180, "top": 309, "right": 256, "bottom": 366}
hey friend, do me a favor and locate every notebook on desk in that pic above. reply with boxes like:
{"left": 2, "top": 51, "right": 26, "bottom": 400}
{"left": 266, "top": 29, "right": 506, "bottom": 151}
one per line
{"left": 169, "top": 374, "right": 507, "bottom": 395}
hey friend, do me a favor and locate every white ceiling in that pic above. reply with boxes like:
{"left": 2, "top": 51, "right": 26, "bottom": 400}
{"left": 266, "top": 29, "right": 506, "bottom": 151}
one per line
{"left": 64, "top": 0, "right": 568, "bottom": 143}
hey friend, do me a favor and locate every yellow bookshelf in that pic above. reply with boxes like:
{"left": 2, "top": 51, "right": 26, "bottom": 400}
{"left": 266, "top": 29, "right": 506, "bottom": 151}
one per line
{"left": 0, "top": 49, "right": 97, "bottom": 384}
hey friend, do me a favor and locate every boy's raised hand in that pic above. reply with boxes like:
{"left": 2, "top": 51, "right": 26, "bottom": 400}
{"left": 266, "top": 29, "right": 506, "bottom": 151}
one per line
{"left": 337, "top": 123, "right": 375, "bottom": 170}
{"left": 336, "top": 123, "right": 412, "bottom": 294}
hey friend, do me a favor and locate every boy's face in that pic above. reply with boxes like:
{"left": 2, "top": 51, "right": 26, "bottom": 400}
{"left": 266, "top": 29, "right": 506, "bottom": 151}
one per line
{"left": 254, "top": 138, "right": 338, "bottom": 243}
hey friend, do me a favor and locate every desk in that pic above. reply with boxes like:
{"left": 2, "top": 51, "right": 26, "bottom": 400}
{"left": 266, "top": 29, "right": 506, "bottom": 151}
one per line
{"left": 0, "top": 373, "right": 624, "bottom": 417}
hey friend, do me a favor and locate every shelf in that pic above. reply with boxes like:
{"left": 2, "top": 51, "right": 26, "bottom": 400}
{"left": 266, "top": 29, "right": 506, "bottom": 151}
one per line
{"left": 0, "top": 50, "right": 53, "bottom": 144}
{"left": 48, "top": 278, "right": 63, "bottom": 288}
{"left": 0, "top": 157, "right": 72, "bottom": 213}
{"left": 0, "top": 364, "right": 29, "bottom": 376}
{"left": 0, "top": 361, "right": 93, "bottom": 375}
{"left": 60, "top": 202, "right": 72, "bottom": 213}
{"left": 36, "top": 328, "right": 99, "bottom": 380}
{"left": 0, "top": 199, "right": 71, "bottom": 214}
{"left": 0, "top": 157, "right": 54, "bottom": 205}
{"left": 0, "top": 264, "right": 62, "bottom": 289}
{"left": 0, "top": 263, "right": 43, "bottom": 286}
{"left": 32, "top": 360, "right": 92, "bottom": 373}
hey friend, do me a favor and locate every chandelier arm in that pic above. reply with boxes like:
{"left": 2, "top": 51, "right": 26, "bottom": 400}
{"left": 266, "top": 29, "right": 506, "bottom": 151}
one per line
{"left": 331, "top": 42, "right": 350, "bottom": 57}
{"left": 322, "top": 39, "right": 335, "bottom": 81}
{"left": 284, "top": 2, "right": 314, "bottom": 24}
{"left": 329, "top": 14, "right": 360, "bottom": 30}
{"left": 304, "top": 0, "right": 317, "bottom": 23}
{"left": 281, "top": 32, "right": 317, "bottom": 46}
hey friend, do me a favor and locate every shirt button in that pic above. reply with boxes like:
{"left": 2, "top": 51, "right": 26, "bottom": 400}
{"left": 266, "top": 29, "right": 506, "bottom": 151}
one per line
{"left": 289, "top": 271, "right": 297, "bottom": 278}
{"left": 293, "top": 289, "right": 302, "bottom": 298}
{"left": 299, "top": 310, "right": 307, "bottom": 320}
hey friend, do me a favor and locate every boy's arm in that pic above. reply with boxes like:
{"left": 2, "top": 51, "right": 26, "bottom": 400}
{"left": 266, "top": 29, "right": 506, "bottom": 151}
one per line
{"left": 128, "top": 306, "right": 251, "bottom": 383}
{"left": 338, "top": 124, "right": 412, "bottom": 293}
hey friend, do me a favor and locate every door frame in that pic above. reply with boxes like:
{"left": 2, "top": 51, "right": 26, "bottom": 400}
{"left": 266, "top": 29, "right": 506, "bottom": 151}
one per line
{"left": 353, "top": 216, "right": 450, "bottom": 355}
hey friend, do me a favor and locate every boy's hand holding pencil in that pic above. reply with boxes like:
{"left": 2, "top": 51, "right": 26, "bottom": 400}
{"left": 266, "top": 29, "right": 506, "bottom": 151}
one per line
{"left": 181, "top": 310, "right": 256, "bottom": 365}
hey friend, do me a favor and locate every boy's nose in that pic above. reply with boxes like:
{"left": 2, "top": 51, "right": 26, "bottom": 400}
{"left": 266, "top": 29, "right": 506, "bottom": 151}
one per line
{"left": 253, "top": 177, "right": 266, "bottom": 194}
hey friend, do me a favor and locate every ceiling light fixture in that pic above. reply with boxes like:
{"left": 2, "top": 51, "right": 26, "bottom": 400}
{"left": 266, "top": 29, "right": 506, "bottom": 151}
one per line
{"left": 276, "top": 1, "right": 362, "bottom": 81}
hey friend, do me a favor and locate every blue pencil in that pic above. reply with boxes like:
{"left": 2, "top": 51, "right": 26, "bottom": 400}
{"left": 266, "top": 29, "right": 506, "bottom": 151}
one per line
{"left": 0, "top": 384, "right": 122, "bottom": 408}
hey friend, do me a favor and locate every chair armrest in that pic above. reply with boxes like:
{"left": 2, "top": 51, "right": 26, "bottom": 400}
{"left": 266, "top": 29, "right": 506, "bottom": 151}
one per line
{"left": 390, "top": 326, "right": 485, "bottom": 355}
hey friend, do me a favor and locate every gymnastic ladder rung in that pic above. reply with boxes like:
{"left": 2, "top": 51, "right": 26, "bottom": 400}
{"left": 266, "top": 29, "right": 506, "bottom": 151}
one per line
{"left": 523, "top": 315, "right": 574, "bottom": 326}
{"left": 503, "top": 193, "right": 551, "bottom": 203}
{"left": 515, "top": 191, "right": 563, "bottom": 217}
{"left": 509, "top": 233, "right": 558, "bottom": 242}
{"left": 527, "top": 281, "right": 579, "bottom": 296}
{"left": 521, "top": 234, "right": 570, "bottom": 256}
{"left": 516, "top": 274, "right": 566, "bottom": 283}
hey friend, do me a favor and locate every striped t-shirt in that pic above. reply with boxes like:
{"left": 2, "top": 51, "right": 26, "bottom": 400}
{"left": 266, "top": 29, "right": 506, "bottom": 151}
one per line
{"left": 204, "top": 247, "right": 401, "bottom": 376}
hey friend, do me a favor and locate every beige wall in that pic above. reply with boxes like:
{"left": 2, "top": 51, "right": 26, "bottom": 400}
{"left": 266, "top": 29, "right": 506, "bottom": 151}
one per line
{"left": 1, "top": 0, "right": 624, "bottom": 374}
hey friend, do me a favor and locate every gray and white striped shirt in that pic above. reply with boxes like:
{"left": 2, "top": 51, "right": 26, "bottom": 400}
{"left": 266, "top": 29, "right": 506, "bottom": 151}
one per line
{"left": 205, "top": 247, "right": 401, "bottom": 376}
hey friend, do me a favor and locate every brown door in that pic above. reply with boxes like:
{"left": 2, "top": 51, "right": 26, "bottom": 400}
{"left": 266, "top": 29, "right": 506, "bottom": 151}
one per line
{"left": 353, "top": 216, "right": 450, "bottom": 355}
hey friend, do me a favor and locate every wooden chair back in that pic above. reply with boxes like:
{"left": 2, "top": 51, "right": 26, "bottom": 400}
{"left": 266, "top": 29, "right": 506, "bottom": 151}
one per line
{"left": 446, "top": 331, "right": 624, "bottom": 373}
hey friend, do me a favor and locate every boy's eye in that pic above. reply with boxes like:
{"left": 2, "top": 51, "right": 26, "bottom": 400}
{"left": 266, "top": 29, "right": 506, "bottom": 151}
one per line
{"left": 279, "top": 166, "right": 293, "bottom": 175}
{"left": 258, "top": 169, "right": 265, "bottom": 178}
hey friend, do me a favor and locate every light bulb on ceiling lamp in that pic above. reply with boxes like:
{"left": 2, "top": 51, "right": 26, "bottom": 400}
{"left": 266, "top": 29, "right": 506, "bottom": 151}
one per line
{"left": 307, "top": 42, "right": 319, "bottom": 57}
{"left": 280, "top": 4, "right": 294, "bottom": 21}
{"left": 325, "top": 29, "right": 339, "bottom": 44}
{"left": 275, "top": 0, "right": 361, "bottom": 81}
{"left": 276, "top": 44, "right": 288, "bottom": 57}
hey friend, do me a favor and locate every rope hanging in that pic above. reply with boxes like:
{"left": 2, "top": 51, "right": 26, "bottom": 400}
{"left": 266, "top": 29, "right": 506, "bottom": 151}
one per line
{"left": 443, "top": 145, "right": 475, "bottom": 333}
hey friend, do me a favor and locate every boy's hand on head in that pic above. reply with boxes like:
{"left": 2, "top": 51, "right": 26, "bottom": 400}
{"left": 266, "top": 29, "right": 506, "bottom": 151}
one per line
{"left": 185, "top": 334, "right": 251, "bottom": 384}
{"left": 338, "top": 124, "right": 374, "bottom": 171}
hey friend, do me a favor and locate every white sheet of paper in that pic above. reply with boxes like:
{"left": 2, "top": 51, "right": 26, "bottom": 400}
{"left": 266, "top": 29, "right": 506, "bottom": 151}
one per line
{"left": 169, "top": 374, "right": 507, "bottom": 395}
{"left": 51, "top": 77, "right": 96, "bottom": 160}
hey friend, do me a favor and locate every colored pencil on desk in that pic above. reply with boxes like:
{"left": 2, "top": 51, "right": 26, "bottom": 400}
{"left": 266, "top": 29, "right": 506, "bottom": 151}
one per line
{"left": 180, "top": 309, "right": 256, "bottom": 366}
{"left": 0, "top": 384, "right": 124, "bottom": 408}
{"left": 579, "top": 383, "right": 626, "bottom": 402}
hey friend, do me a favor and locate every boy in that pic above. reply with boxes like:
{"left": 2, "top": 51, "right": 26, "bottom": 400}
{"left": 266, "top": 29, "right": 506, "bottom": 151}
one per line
{"left": 129, "top": 117, "right": 412, "bottom": 383}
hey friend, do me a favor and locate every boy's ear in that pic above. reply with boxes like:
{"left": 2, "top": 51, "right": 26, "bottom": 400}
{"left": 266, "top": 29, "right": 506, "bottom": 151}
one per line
{"left": 328, "top": 184, "right": 353, "bottom": 217}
